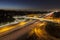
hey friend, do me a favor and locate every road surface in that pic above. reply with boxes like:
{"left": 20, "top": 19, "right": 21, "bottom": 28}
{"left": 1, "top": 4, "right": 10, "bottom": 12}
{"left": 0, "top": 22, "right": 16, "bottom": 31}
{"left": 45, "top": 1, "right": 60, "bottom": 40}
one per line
{"left": 0, "top": 20, "right": 40, "bottom": 40}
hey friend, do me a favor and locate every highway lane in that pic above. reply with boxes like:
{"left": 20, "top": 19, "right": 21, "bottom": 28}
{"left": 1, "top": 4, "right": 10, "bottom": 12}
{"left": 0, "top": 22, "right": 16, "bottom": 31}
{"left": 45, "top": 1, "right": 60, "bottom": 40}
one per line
{"left": 0, "top": 20, "right": 40, "bottom": 40}
{"left": 0, "top": 21, "right": 27, "bottom": 36}
{"left": 14, "top": 16, "right": 60, "bottom": 24}
{"left": 0, "top": 19, "right": 33, "bottom": 36}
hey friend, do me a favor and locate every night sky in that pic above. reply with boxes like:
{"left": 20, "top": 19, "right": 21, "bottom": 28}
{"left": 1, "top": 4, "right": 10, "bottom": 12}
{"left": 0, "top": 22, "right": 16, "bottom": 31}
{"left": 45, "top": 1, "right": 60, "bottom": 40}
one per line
{"left": 0, "top": 0, "right": 60, "bottom": 10}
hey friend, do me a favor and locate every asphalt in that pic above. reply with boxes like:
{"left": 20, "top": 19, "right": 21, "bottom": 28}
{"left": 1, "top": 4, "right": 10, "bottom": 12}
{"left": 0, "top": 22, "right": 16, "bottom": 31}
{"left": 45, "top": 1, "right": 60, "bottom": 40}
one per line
{"left": 0, "top": 20, "right": 40, "bottom": 40}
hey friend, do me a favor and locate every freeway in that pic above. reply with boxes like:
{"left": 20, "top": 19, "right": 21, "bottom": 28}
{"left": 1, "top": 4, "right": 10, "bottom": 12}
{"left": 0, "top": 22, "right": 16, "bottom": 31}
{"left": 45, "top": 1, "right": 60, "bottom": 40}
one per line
{"left": 0, "top": 11, "right": 60, "bottom": 40}
{"left": 0, "top": 20, "right": 40, "bottom": 40}
{"left": 0, "top": 19, "right": 34, "bottom": 36}
{"left": 14, "top": 16, "right": 60, "bottom": 24}
{"left": 13, "top": 11, "right": 60, "bottom": 24}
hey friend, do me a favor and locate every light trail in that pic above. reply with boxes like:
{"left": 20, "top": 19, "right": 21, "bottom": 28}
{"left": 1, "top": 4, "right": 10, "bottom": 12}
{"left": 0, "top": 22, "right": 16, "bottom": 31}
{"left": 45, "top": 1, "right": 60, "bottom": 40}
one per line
{"left": 29, "top": 22, "right": 47, "bottom": 37}
{"left": 29, "top": 21, "right": 60, "bottom": 40}
{"left": 0, "top": 20, "right": 40, "bottom": 40}
{"left": 0, "top": 21, "right": 27, "bottom": 34}
{"left": 13, "top": 11, "right": 60, "bottom": 24}
{"left": 0, "top": 11, "right": 60, "bottom": 40}
{"left": 14, "top": 16, "right": 60, "bottom": 24}
{"left": 0, "top": 19, "right": 35, "bottom": 37}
